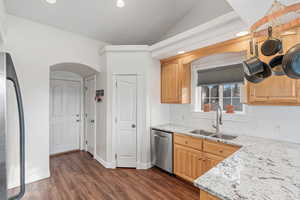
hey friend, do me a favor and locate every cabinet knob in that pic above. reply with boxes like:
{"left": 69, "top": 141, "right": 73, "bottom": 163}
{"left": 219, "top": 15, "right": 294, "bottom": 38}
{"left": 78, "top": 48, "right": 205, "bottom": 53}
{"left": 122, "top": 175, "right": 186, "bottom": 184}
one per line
{"left": 185, "top": 141, "right": 188, "bottom": 144}
{"left": 219, "top": 150, "right": 223, "bottom": 153}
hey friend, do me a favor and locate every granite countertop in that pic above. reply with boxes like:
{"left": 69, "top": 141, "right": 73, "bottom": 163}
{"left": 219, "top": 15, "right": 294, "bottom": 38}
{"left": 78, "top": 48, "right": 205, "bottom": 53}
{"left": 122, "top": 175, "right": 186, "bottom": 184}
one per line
{"left": 151, "top": 124, "right": 300, "bottom": 200}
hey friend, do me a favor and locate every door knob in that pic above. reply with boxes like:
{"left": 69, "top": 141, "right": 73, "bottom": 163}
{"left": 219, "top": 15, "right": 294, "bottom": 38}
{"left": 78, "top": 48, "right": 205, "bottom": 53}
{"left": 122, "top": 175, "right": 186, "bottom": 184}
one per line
{"left": 90, "top": 120, "right": 95, "bottom": 123}
{"left": 76, "top": 120, "right": 80, "bottom": 122}
{"left": 132, "top": 124, "right": 136, "bottom": 128}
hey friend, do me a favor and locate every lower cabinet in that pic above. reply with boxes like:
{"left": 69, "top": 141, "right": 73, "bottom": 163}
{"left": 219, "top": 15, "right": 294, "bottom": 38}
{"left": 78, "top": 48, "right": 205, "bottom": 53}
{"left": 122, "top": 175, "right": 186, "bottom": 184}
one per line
{"left": 202, "top": 153, "right": 224, "bottom": 174}
{"left": 173, "top": 133, "right": 240, "bottom": 200}
{"left": 200, "top": 190, "right": 220, "bottom": 200}
{"left": 173, "top": 144, "right": 204, "bottom": 182}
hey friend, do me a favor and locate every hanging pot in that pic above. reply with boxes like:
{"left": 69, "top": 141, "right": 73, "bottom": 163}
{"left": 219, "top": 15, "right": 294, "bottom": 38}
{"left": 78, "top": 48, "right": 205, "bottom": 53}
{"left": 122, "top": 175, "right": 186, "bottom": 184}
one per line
{"left": 243, "top": 42, "right": 266, "bottom": 76}
{"left": 244, "top": 62, "right": 272, "bottom": 83}
{"left": 261, "top": 26, "right": 282, "bottom": 56}
{"left": 282, "top": 43, "right": 300, "bottom": 79}
{"left": 269, "top": 55, "right": 285, "bottom": 76}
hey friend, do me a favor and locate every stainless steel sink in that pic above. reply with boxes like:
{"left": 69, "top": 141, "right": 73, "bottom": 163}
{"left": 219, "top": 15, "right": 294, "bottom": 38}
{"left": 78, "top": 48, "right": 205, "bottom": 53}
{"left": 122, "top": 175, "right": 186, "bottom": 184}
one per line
{"left": 190, "top": 129, "right": 215, "bottom": 136}
{"left": 211, "top": 134, "right": 237, "bottom": 140}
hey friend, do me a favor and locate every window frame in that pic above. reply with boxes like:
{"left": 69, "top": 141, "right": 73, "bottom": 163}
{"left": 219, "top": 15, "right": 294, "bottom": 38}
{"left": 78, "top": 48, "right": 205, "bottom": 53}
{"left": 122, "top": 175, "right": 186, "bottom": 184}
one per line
{"left": 192, "top": 66, "right": 245, "bottom": 115}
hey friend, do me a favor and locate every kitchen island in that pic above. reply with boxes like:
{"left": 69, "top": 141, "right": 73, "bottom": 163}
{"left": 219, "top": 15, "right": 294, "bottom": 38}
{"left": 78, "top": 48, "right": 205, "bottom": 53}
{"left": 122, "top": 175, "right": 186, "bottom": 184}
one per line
{"left": 152, "top": 124, "right": 300, "bottom": 200}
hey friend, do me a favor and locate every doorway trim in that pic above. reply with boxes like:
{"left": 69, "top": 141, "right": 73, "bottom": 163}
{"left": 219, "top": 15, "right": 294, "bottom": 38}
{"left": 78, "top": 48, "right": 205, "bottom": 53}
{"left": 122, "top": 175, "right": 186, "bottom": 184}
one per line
{"left": 49, "top": 71, "right": 84, "bottom": 155}
{"left": 84, "top": 74, "right": 97, "bottom": 156}
{"left": 112, "top": 74, "right": 145, "bottom": 169}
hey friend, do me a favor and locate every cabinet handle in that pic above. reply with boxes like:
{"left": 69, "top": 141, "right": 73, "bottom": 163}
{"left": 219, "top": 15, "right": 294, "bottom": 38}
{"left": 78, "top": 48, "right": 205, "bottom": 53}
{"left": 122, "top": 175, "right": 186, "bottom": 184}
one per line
{"left": 198, "top": 158, "right": 203, "bottom": 160}
{"left": 219, "top": 150, "right": 223, "bottom": 153}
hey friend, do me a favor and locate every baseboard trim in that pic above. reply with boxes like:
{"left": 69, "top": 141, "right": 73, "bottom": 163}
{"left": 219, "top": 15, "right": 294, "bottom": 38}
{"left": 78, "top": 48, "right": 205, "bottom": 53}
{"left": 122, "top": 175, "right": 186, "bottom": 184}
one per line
{"left": 95, "top": 155, "right": 116, "bottom": 169}
{"left": 137, "top": 162, "right": 152, "bottom": 170}
{"left": 8, "top": 167, "right": 50, "bottom": 189}
{"left": 50, "top": 149, "right": 80, "bottom": 157}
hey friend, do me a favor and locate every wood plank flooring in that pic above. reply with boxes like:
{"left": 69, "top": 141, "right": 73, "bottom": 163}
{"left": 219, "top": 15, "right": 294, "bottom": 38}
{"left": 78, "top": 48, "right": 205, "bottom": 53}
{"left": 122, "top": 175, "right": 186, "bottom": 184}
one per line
{"left": 9, "top": 151, "right": 199, "bottom": 200}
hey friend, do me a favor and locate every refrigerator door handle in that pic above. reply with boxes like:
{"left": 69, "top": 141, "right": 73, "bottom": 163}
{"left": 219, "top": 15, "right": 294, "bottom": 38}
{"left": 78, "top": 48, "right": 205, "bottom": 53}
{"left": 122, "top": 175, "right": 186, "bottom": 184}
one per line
{"left": 6, "top": 53, "right": 25, "bottom": 200}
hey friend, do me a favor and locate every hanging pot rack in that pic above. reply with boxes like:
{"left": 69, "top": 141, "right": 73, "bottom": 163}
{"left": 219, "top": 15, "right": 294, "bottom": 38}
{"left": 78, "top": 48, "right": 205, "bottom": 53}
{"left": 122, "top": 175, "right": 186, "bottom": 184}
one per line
{"left": 250, "top": 2, "right": 300, "bottom": 38}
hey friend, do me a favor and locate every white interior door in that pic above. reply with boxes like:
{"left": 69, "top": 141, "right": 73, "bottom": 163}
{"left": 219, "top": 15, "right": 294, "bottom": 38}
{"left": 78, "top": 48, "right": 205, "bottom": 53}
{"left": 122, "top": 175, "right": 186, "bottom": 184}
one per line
{"left": 115, "top": 75, "right": 137, "bottom": 168}
{"left": 85, "top": 76, "right": 96, "bottom": 155}
{"left": 50, "top": 80, "right": 81, "bottom": 155}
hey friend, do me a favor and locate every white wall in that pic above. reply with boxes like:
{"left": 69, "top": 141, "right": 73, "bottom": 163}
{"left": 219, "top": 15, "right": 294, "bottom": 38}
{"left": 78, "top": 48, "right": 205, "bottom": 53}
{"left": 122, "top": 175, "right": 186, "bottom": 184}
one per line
{"left": 97, "top": 46, "right": 169, "bottom": 168}
{"left": 162, "top": 0, "right": 233, "bottom": 39}
{"left": 5, "top": 14, "right": 106, "bottom": 188}
{"left": 96, "top": 54, "right": 107, "bottom": 161}
{"left": 0, "top": 0, "right": 6, "bottom": 43}
{"left": 170, "top": 104, "right": 300, "bottom": 144}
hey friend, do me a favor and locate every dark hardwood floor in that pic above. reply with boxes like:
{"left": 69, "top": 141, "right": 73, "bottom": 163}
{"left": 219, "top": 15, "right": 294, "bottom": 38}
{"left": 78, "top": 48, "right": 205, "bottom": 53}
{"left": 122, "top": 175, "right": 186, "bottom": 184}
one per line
{"left": 9, "top": 151, "right": 199, "bottom": 200}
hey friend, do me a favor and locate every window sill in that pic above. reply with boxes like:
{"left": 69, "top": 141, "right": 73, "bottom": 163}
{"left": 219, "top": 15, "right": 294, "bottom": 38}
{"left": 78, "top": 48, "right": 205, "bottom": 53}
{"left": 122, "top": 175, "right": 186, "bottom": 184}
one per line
{"left": 192, "top": 110, "right": 245, "bottom": 115}
{"left": 190, "top": 109, "right": 248, "bottom": 122}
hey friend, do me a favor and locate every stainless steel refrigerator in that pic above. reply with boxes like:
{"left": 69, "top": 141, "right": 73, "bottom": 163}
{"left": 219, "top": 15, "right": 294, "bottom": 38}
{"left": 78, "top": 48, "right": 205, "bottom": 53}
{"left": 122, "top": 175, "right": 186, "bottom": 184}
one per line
{"left": 0, "top": 53, "right": 25, "bottom": 200}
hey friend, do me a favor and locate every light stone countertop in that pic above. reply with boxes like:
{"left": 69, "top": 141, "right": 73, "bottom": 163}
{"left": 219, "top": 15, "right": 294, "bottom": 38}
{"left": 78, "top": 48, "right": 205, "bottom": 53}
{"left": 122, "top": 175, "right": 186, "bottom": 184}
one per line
{"left": 151, "top": 124, "right": 300, "bottom": 200}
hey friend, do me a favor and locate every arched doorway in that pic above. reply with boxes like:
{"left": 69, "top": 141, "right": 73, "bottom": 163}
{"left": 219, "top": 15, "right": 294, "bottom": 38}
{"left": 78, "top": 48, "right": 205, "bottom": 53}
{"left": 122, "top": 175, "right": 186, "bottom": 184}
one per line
{"left": 49, "top": 63, "right": 99, "bottom": 156}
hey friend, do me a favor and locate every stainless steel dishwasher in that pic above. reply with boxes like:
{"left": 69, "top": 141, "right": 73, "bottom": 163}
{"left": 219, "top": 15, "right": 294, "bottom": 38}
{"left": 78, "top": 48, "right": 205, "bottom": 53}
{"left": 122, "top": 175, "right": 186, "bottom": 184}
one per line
{"left": 151, "top": 129, "right": 173, "bottom": 173}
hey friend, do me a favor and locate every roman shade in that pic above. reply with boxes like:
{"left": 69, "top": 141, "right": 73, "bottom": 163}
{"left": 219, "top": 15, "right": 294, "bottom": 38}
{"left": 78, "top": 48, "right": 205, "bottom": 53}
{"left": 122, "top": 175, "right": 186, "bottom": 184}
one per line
{"left": 197, "top": 63, "right": 244, "bottom": 86}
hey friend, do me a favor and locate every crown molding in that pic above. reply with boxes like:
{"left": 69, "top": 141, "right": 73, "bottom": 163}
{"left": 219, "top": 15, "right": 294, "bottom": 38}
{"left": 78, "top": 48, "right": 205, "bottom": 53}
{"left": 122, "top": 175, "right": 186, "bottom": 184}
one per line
{"left": 150, "top": 11, "right": 248, "bottom": 60}
{"left": 99, "top": 45, "right": 150, "bottom": 55}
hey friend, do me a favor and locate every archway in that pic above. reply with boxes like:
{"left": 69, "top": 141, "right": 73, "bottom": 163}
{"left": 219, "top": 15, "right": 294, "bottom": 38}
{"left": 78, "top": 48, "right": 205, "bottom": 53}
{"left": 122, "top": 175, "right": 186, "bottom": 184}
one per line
{"left": 49, "top": 62, "right": 99, "bottom": 157}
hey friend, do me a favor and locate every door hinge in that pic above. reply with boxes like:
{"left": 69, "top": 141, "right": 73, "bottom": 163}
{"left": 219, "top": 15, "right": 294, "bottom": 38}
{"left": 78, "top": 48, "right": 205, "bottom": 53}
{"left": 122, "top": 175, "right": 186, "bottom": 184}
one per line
{"left": 115, "top": 81, "right": 118, "bottom": 88}
{"left": 115, "top": 154, "right": 117, "bottom": 160}
{"left": 114, "top": 117, "right": 118, "bottom": 123}
{"left": 85, "top": 140, "right": 88, "bottom": 145}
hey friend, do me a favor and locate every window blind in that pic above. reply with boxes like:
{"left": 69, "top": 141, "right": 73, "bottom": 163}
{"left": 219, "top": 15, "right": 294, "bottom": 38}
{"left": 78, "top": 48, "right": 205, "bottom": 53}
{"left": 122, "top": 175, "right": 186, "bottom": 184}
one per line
{"left": 197, "top": 63, "right": 244, "bottom": 86}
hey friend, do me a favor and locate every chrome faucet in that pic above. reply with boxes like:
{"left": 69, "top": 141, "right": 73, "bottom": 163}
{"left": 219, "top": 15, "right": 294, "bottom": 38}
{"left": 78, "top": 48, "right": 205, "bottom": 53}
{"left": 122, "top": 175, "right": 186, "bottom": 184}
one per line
{"left": 212, "top": 103, "right": 223, "bottom": 137}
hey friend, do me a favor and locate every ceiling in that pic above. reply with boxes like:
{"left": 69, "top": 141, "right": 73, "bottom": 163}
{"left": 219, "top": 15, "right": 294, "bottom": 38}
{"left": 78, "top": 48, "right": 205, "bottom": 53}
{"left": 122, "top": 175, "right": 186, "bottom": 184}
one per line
{"left": 5, "top": 0, "right": 231, "bottom": 45}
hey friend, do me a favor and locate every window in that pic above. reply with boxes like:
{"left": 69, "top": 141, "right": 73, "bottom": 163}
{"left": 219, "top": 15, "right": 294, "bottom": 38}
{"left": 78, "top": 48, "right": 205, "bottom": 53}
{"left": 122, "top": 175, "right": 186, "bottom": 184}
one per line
{"left": 195, "top": 83, "right": 243, "bottom": 113}
{"left": 193, "top": 63, "right": 244, "bottom": 113}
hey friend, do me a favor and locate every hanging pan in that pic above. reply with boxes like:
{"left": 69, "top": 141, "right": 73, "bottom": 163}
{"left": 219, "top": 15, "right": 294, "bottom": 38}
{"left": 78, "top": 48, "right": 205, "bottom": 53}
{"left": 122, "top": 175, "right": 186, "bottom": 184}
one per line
{"left": 261, "top": 26, "right": 282, "bottom": 57}
{"left": 282, "top": 43, "right": 300, "bottom": 79}
{"left": 244, "top": 62, "right": 272, "bottom": 83}
{"left": 243, "top": 42, "right": 266, "bottom": 76}
{"left": 269, "top": 55, "right": 285, "bottom": 76}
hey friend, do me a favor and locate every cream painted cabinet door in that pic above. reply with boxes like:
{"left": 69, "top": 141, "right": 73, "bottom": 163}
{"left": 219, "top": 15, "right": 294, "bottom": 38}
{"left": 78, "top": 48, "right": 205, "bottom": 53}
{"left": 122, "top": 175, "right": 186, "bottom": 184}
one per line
{"left": 115, "top": 75, "right": 137, "bottom": 168}
{"left": 50, "top": 80, "right": 81, "bottom": 155}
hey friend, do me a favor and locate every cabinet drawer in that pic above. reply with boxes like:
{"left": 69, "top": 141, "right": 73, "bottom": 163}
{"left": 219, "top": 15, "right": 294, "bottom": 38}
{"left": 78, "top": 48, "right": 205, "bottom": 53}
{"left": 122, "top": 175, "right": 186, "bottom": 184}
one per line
{"left": 174, "top": 133, "right": 202, "bottom": 151}
{"left": 203, "top": 140, "right": 239, "bottom": 158}
{"left": 200, "top": 190, "right": 220, "bottom": 200}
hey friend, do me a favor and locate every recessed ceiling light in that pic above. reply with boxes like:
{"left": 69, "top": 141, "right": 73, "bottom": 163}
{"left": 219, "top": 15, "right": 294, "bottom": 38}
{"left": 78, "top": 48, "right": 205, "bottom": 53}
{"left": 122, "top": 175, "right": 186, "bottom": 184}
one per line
{"left": 236, "top": 31, "right": 249, "bottom": 37}
{"left": 178, "top": 51, "right": 185, "bottom": 54}
{"left": 46, "top": 0, "right": 56, "bottom": 4}
{"left": 117, "top": 0, "right": 125, "bottom": 8}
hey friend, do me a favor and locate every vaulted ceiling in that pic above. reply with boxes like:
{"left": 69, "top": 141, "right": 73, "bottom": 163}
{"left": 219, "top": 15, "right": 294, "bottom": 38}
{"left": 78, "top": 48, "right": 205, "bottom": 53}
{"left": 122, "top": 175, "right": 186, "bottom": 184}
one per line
{"left": 5, "top": 0, "right": 233, "bottom": 45}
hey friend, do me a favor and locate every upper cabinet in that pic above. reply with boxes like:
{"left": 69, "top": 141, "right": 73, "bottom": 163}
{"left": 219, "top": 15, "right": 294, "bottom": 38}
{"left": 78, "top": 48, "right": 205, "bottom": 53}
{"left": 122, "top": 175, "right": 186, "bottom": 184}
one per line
{"left": 246, "top": 30, "right": 300, "bottom": 105}
{"left": 161, "top": 60, "right": 191, "bottom": 104}
{"left": 160, "top": 26, "right": 300, "bottom": 106}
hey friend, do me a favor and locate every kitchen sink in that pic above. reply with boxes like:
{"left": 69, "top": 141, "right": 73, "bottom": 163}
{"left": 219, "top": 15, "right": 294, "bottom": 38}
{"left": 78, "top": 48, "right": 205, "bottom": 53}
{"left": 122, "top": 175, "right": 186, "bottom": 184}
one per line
{"left": 211, "top": 134, "right": 237, "bottom": 140}
{"left": 190, "top": 129, "right": 215, "bottom": 136}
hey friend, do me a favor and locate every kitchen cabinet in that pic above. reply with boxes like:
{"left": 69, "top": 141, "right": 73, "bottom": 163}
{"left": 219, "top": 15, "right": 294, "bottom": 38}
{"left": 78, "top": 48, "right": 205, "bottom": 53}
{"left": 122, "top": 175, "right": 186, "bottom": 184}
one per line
{"left": 174, "top": 144, "right": 203, "bottom": 182}
{"left": 202, "top": 153, "right": 223, "bottom": 174}
{"left": 173, "top": 134, "right": 239, "bottom": 182}
{"left": 200, "top": 190, "right": 220, "bottom": 200}
{"left": 246, "top": 30, "right": 300, "bottom": 105}
{"left": 161, "top": 60, "right": 191, "bottom": 104}
{"left": 203, "top": 139, "right": 240, "bottom": 158}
